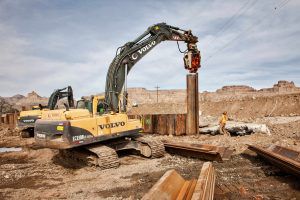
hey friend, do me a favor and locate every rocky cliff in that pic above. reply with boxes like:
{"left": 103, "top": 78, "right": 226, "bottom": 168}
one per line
{"left": 127, "top": 80, "right": 300, "bottom": 119}
{"left": 127, "top": 80, "right": 300, "bottom": 106}
{"left": 2, "top": 91, "right": 48, "bottom": 111}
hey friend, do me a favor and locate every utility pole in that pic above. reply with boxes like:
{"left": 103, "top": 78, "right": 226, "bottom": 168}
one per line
{"left": 154, "top": 85, "right": 160, "bottom": 103}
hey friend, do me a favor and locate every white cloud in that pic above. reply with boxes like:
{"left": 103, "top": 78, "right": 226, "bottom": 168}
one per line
{"left": 0, "top": 0, "right": 299, "bottom": 98}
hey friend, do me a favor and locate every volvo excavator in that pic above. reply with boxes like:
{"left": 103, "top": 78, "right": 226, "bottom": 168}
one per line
{"left": 18, "top": 86, "right": 74, "bottom": 138}
{"left": 34, "top": 23, "right": 201, "bottom": 169}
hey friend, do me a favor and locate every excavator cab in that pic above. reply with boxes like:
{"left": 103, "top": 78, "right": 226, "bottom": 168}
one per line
{"left": 76, "top": 95, "right": 106, "bottom": 115}
{"left": 32, "top": 105, "right": 41, "bottom": 110}
{"left": 76, "top": 98, "right": 91, "bottom": 110}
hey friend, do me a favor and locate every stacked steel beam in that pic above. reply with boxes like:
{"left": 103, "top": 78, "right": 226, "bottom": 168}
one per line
{"left": 142, "top": 162, "right": 216, "bottom": 200}
{"left": 248, "top": 144, "right": 300, "bottom": 177}
{"left": 163, "top": 141, "right": 233, "bottom": 162}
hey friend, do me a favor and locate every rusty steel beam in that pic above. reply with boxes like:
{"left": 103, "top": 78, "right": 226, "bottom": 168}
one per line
{"left": 186, "top": 73, "right": 199, "bottom": 135}
{"left": 175, "top": 114, "right": 187, "bottom": 136}
{"left": 142, "top": 115, "right": 153, "bottom": 133}
{"left": 156, "top": 115, "right": 168, "bottom": 135}
{"left": 191, "top": 162, "right": 216, "bottom": 200}
{"left": 7, "top": 113, "right": 17, "bottom": 129}
{"left": 248, "top": 145, "right": 300, "bottom": 177}
{"left": 163, "top": 141, "right": 233, "bottom": 162}
{"left": 142, "top": 162, "right": 216, "bottom": 200}
{"left": 142, "top": 169, "right": 195, "bottom": 200}
{"left": 167, "top": 114, "right": 175, "bottom": 136}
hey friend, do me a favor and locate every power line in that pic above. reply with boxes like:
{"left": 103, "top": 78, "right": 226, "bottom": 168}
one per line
{"left": 275, "top": 0, "right": 291, "bottom": 9}
{"left": 203, "top": 0, "right": 292, "bottom": 64}
{"left": 206, "top": 0, "right": 258, "bottom": 49}
{"left": 217, "top": 0, "right": 252, "bottom": 32}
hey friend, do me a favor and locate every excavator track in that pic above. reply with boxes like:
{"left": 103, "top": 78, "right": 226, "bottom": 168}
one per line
{"left": 59, "top": 145, "right": 119, "bottom": 170}
{"left": 134, "top": 136, "right": 165, "bottom": 158}
{"left": 58, "top": 137, "right": 164, "bottom": 169}
{"left": 59, "top": 149, "right": 90, "bottom": 165}
{"left": 86, "top": 145, "right": 120, "bottom": 170}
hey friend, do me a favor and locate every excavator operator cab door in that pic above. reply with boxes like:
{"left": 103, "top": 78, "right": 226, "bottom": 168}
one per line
{"left": 76, "top": 98, "right": 105, "bottom": 116}
{"left": 76, "top": 100, "right": 85, "bottom": 109}
{"left": 97, "top": 102, "right": 105, "bottom": 115}
{"left": 76, "top": 100, "right": 93, "bottom": 112}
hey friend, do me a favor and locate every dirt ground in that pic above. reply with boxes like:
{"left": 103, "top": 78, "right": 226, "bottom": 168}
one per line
{"left": 0, "top": 117, "right": 299, "bottom": 200}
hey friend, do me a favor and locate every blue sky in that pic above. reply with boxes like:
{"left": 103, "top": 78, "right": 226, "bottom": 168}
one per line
{"left": 0, "top": 0, "right": 299, "bottom": 98}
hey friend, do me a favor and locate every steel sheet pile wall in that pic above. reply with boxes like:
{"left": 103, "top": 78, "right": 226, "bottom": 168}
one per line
{"left": 1, "top": 113, "right": 18, "bottom": 128}
{"left": 129, "top": 114, "right": 187, "bottom": 135}
{"left": 142, "top": 162, "right": 216, "bottom": 200}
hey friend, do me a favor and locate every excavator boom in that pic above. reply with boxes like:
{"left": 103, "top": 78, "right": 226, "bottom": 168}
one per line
{"left": 105, "top": 23, "right": 201, "bottom": 112}
{"left": 47, "top": 86, "right": 75, "bottom": 110}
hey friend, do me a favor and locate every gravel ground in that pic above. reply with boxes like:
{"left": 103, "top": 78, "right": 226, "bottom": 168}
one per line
{"left": 0, "top": 116, "right": 299, "bottom": 199}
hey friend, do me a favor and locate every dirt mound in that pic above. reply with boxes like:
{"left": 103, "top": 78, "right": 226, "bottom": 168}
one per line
{"left": 128, "top": 102, "right": 186, "bottom": 115}
{"left": 268, "top": 119, "right": 300, "bottom": 141}
{"left": 128, "top": 93, "right": 300, "bottom": 120}
{"left": 201, "top": 93, "right": 300, "bottom": 120}
{"left": 0, "top": 124, "right": 35, "bottom": 148}
{"left": 0, "top": 125, "right": 19, "bottom": 138}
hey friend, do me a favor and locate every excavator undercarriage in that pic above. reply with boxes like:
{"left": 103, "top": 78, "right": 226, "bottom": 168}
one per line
{"left": 35, "top": 111, "right": 165, "bottom": 169}
{"left": 59, "top": 136, "right": 165, "bottom": 169}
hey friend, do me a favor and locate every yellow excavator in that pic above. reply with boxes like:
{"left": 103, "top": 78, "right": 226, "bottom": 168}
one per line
{"left": 18, "top": 86, "right": 74, "bottom": 138}
{"left": 34, "top": 23, "right": 201, "bottom": 169}
{"left": 18, "top": 105, "right": 43, "bottom": 138}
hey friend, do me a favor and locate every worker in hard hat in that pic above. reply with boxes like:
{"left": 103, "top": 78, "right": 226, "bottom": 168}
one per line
{"left": 219, "top": 111, "right": 230, "bottom": 136}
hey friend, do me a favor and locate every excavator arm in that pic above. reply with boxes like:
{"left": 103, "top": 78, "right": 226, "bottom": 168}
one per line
{"left": 105, "top": 22, "right": 201, "bottom": 112}
{"left": 47, "top": 86, "right": 75, "bottom": 110}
